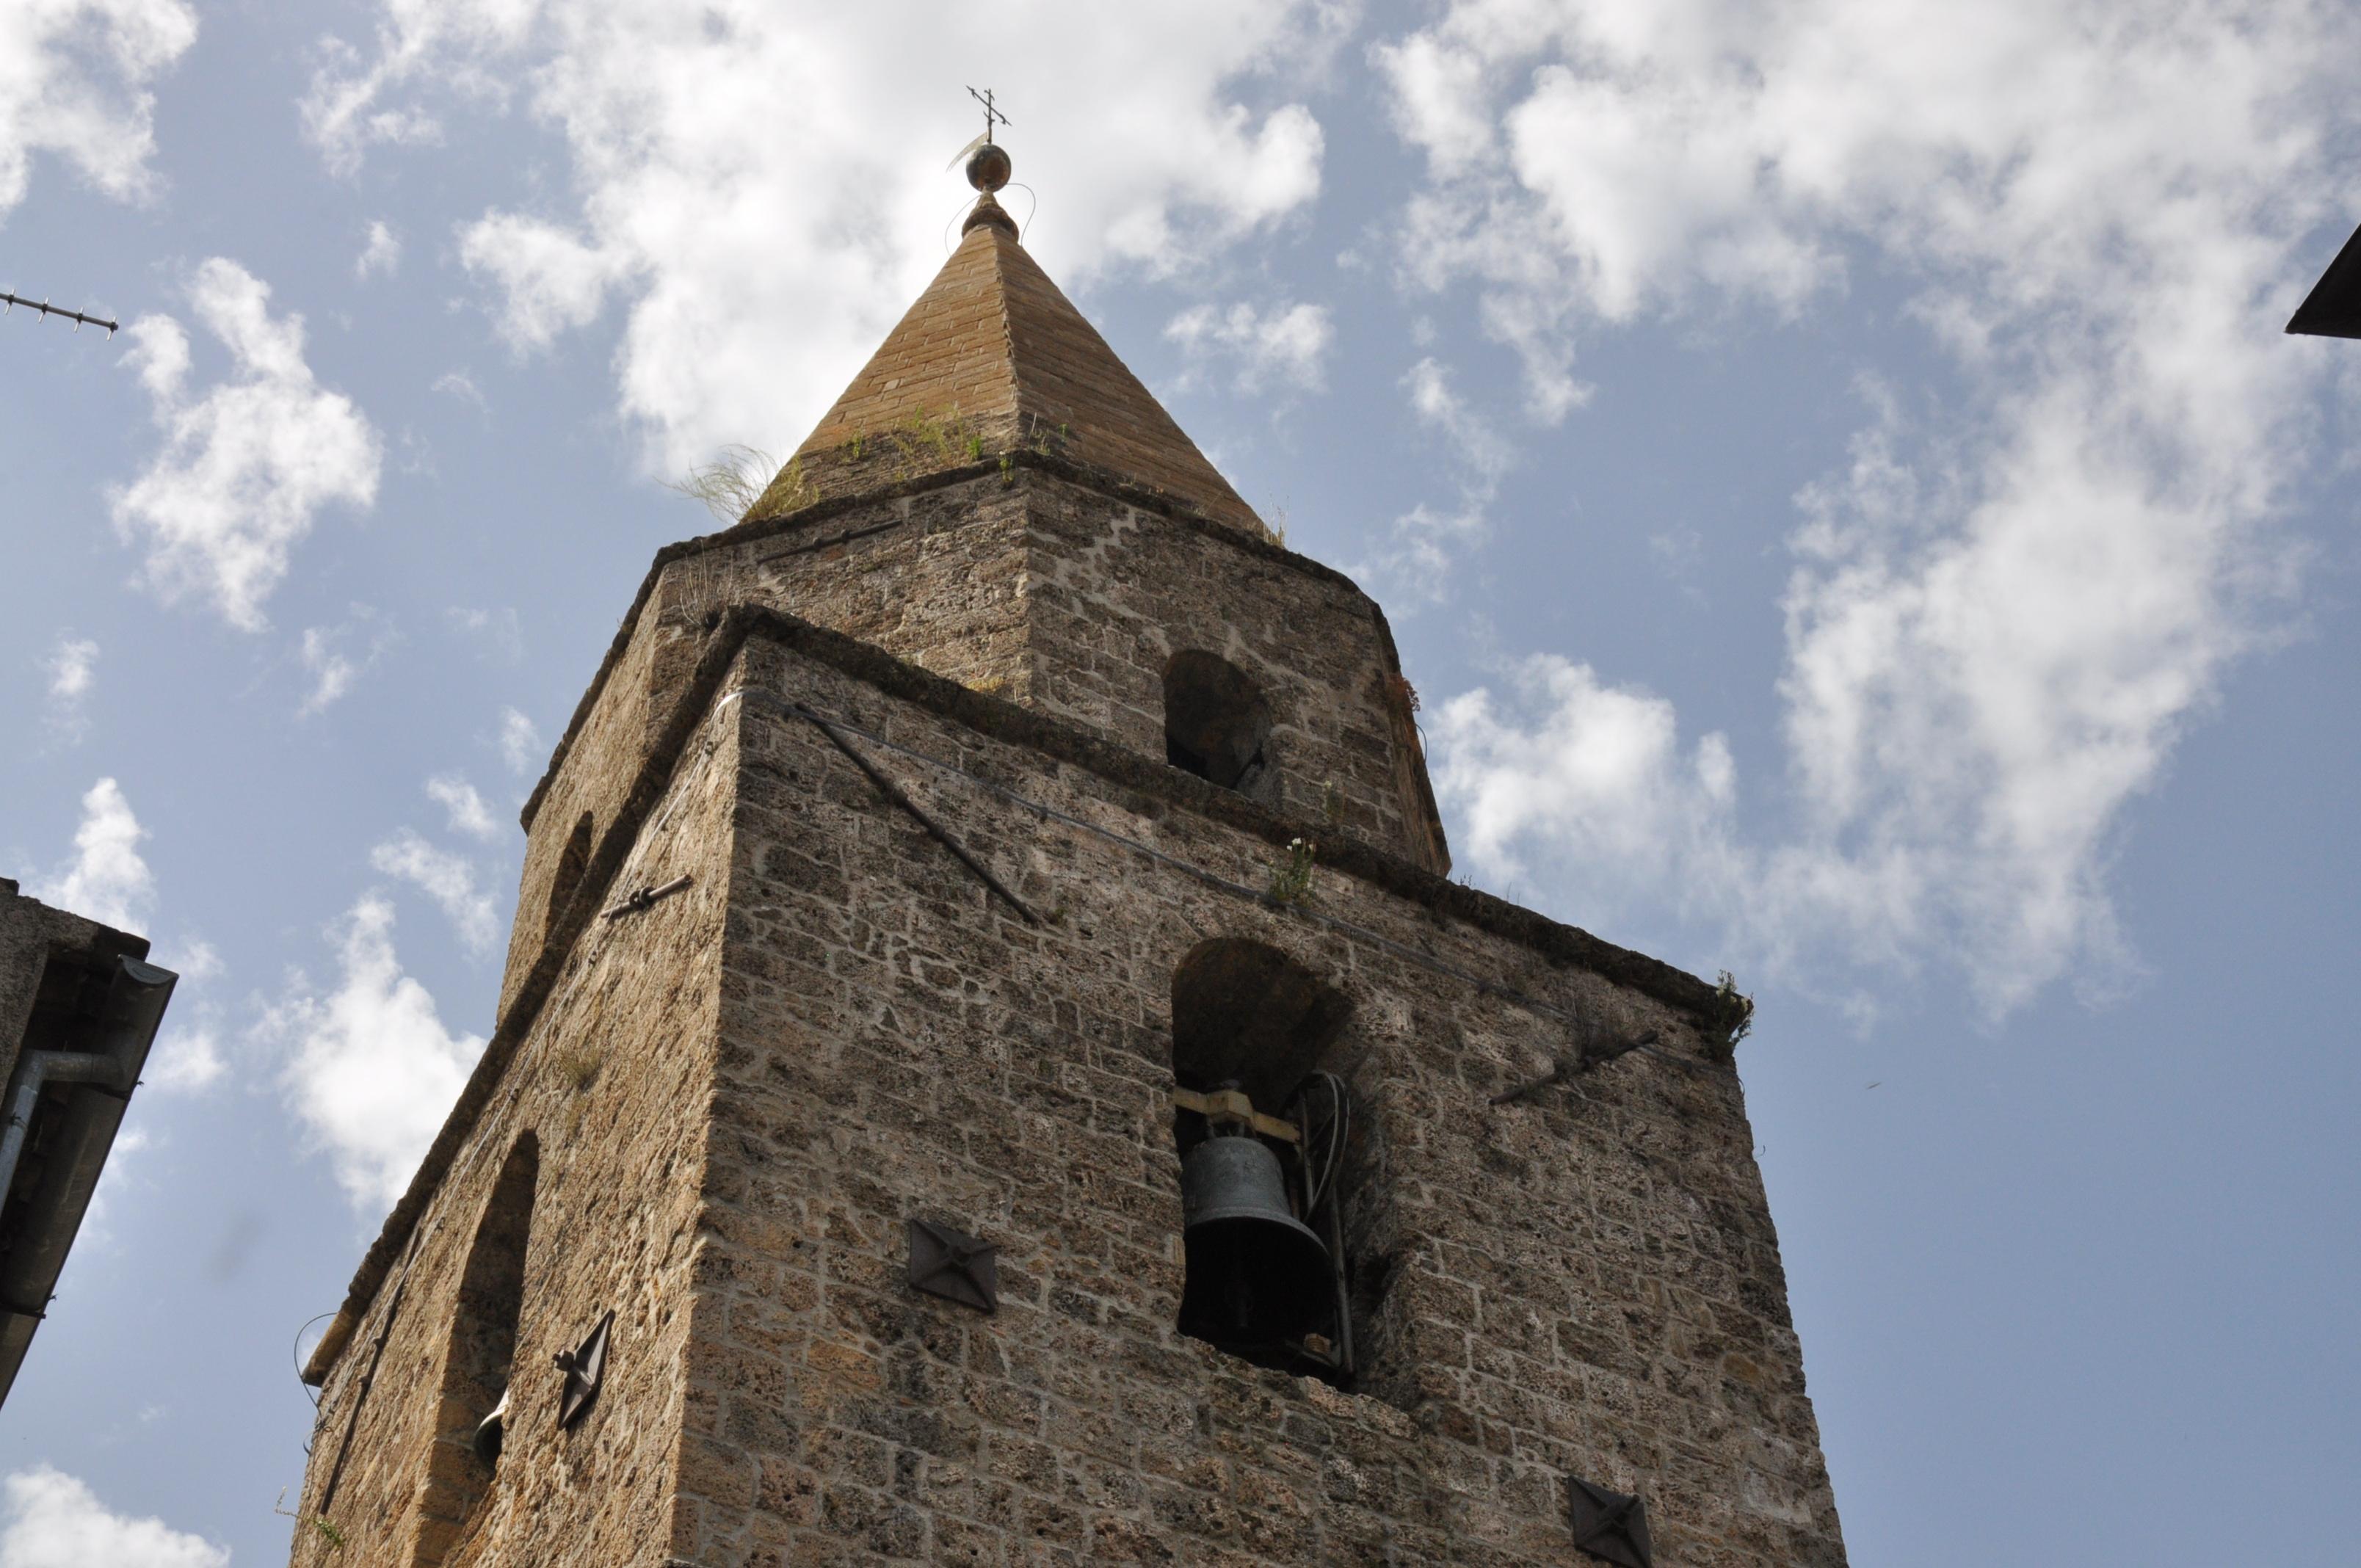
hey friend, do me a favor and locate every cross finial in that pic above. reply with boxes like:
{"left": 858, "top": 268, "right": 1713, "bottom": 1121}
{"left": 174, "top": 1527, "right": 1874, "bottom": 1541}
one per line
{"left": 967, "top": 86, "right": 1011, "bottom": 144}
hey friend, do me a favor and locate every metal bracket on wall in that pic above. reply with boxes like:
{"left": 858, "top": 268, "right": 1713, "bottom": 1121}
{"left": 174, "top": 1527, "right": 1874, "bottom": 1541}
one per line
{"left": 907, "top": 1219, "right": 998, "bottom": 1313}
{"left": 554, "top": 1309, "right": 614, "bottom": 1429}
{"left": 1568, "top": 1477, "right": 1654, "bottom": 1568}
{"left": 602, "top": 875, "right": 692, "bottom": 921}
{"left": 1491, "top": 1029, "right": 1663, "bottom": 1106}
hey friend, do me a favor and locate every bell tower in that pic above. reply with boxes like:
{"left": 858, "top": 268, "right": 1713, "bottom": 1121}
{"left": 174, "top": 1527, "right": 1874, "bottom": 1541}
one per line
{"left": 289, "top": 137, "right": 1848, "bottom": 1568}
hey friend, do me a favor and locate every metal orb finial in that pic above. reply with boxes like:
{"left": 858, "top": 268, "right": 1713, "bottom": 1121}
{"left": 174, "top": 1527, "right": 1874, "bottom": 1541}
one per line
{"left": 966, "top": 142, "right": 1011, "bottom": 194}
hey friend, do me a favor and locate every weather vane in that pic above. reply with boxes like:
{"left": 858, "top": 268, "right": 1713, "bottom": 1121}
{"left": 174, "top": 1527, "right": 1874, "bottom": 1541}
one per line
{"left": 1, "top": 289, "right": 117, "bottom": 338}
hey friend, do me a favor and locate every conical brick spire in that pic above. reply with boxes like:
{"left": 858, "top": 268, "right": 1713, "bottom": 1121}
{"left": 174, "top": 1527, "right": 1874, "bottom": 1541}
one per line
{"left": 750, "top": 186, "right": 1266, "bottom": 539}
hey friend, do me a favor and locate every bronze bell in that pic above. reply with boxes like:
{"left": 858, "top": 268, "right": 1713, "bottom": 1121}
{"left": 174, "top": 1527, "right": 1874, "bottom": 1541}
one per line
{"left": 1178, "top": 1132, "right": 1332, "bottom": 1350}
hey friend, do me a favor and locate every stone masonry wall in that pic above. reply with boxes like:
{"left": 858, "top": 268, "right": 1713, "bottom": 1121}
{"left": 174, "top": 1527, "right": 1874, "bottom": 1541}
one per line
{"left": 1012, "top": 473, "right": 1441, "bottom": 874}
{"left": 666, "top": 634, "right": 1845, "bottom": 1567}
{"left": 293, "top": 700, "right": 741, "bottom": 1568}
{"left": 509, "top": 466, "right": 1444, "bottom": 1019}
{"left": 502, "top": 478, "right": 1037, "bottom": 1018}
{"left": 700, "top": 468, "right": 1437, "bottom": 868}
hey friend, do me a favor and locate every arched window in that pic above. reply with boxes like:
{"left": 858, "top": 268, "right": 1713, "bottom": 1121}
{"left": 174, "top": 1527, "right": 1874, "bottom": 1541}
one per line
{"left": 1167, "top": 939, "right": 1356, "bottom": 1382}
{"left": 1162, "top": 651, "right": 1273, "bottom": 797}
{"left": 545, "top": 812, "right": 593, "bottom": 943}
{"left": 413, "top": 1134, "right": 539, "bottom": 1567}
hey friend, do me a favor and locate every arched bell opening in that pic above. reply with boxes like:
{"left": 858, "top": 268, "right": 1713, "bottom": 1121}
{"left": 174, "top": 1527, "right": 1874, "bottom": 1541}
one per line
{"left": 1162, "top": 651, "right": 1274, "bottom": 799}
{"left": 1167, "top": 938, "right": 1357, "bottom": 1384}
{"left": 411, "top": 1133, "right": 539, "bottom": 1567}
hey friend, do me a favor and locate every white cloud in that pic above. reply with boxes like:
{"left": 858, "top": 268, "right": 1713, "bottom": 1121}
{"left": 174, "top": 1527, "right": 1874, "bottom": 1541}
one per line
{"left": 1433, "top": 656, "right": 1941, "bottom": 1015}
{"left": 167, "top": 937, "right": 221, "bottom": 982}
{"left": 295, "top": 608, "right": 397, "bottom": 716}
{"left": 111, "top": 259, "right": 382, "bottom": 631}
{"left": 259, "top": 896, "right": 485, "bottom": 1210}
{"left": 144, "top": 941, "right": 224, "bottom": 1093}
{"left": 0, "top": 0, "right": 197, "bottom": 223}
{"left": 1366, "top": 496, "right": 1488, "bottom": 609}
{"left": 497, "top": 706, "right": 540, "bottom": 774}
{"left": 42, "top": 636, "right": 98, "bottom": 741}
{"left": 1164, "top": 300, "right": 1334, "bottom": 394}
{"left": 0, "top": 1465, "right": 225, "bottom": 1568}
{"left": 427, "top": 774, "right": 501, "bottom": 840}
{"left": 432, "top": 369, "right": 488, "bottom": 414}
{"left": 355, "top": 218, "right": 401, "bottom": 279}
{"left": 1649, "top": 526, "right": 1705, "bottom": 596}
{"left": 145, "top": 1027, "right": 223, "bottom": 1092}
{"left": 1434, "top": 655, "right": 1738, "bottom": 893}
{"left": 1402, "top": 355, "right": 1513, "bottom": 482}
{"left": 300, "top": 0, "right": 540, "bottom": 175}
{"left": 457, "top": 212, "right": 624, "bottom": 350}
{"left": 1359, "top": 357, "right": 1510, "bottom": 603}
{"left": 306, "top": 1, "right": 1340, "bottom": 471}
{"left": 80, "top": 1125, "right": 151, "bottom": 1238}
{"left": 297, "top": 626, "right": 358, "bottom": 714}
{"left": 444, "top": 604, "right": 520, "bottom": 659}
{"left": 33, "top": 777, "right": 153, "bottom": 932}
{"left": 43, "top": 636, "right": 97, "bottom": 703}
{"left": 1389, "top": 0, "right": 2360, "bottom": 1010}
{"left": 369, "top": 829, "right": 498, "bottom": 954}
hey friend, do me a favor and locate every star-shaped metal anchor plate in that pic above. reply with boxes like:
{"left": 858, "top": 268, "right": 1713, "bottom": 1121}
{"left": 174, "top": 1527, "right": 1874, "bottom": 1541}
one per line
{"left": 1569, "top": 1476, "right": 1654, "bottom": 1568}
{"left": 553, "top": 1308, "right": 614, "bottom": 1429}
{"left": 907, "top": 1218, "right": 998, "bottom": 1313}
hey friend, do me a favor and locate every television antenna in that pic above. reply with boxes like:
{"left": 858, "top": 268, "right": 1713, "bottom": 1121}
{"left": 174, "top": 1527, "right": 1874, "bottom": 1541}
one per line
{"left": 1, "top": 289, "right": 117, "bottom": 337}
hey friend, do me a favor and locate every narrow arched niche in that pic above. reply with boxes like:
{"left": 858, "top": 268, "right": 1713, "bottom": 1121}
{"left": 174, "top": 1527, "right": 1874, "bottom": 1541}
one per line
{"left": 545, "top": 812, "right": 593, "bottom": 943}
{"left": 412, "top": 1134, "right": 539, "bottom": 1567}
{"left": 1162, "top": 651, "right": 1274, "bottom": 798}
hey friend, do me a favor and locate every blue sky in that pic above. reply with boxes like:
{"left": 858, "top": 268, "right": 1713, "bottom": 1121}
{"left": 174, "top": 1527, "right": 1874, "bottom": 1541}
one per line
{"left": 2, "top": 1, "right": 2357, "bottom": 1562}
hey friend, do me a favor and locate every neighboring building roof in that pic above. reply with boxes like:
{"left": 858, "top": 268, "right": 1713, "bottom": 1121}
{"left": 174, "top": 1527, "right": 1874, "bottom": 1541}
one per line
{"left": 748, "top": 197, "right": 1269, "bottom": 540}
{"left": 2288, "top": 220, "right": 2361, "bottom": 339}
{"left": 0, "top": 879, "right": 175, "bottom": 1407}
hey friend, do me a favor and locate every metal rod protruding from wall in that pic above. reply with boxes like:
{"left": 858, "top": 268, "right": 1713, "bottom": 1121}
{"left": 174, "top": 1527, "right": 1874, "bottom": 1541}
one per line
{"left": 1490, "top": 1028, "right": 1664, "bottom": 1104}
{"left": 791, "top": 703, "right": 1043, "bottom": 926}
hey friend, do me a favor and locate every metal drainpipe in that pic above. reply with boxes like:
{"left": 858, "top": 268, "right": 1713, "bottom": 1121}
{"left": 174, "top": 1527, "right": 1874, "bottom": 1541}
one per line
{"left": 0, "top": 956, "right": 176, "bottom": 1406}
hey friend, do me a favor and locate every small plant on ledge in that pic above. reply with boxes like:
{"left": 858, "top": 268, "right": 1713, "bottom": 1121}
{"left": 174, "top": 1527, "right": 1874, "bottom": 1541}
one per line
{"left": 1708, "top": 970, "right": 1755, "bottom": 1061}
{"left": 1268, "top": 838, "right": 1318, "bottom": 907}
